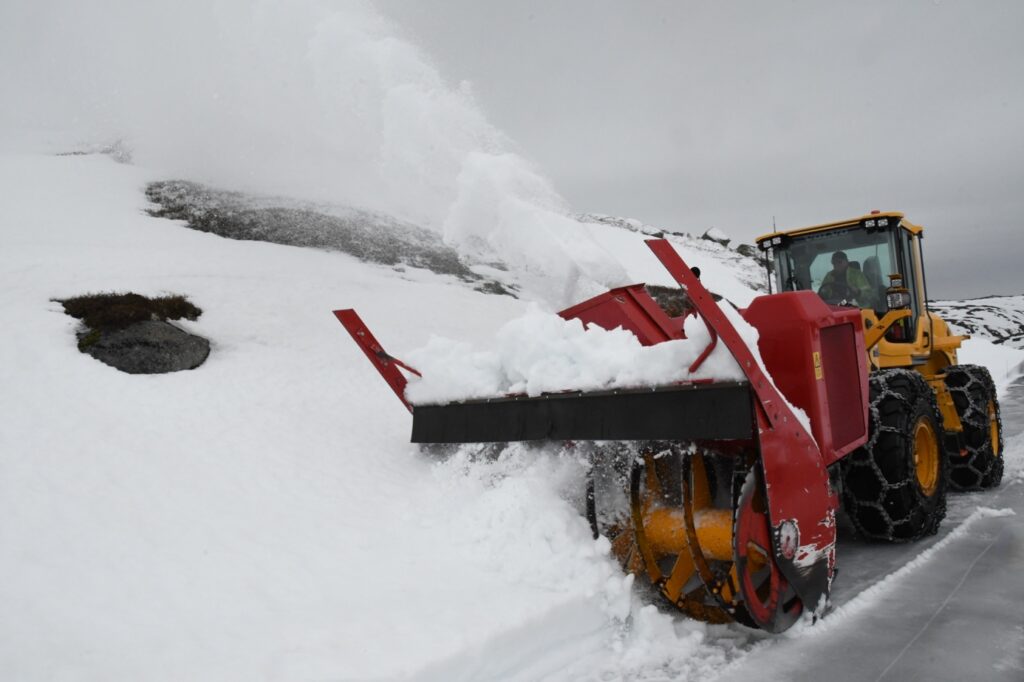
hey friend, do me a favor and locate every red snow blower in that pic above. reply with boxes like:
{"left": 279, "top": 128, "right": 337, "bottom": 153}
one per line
{"left": 336, "top": 238, "right": 870, "bottom": 633}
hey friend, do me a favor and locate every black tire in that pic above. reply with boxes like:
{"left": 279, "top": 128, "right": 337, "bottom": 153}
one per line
{"left": 842, "top": 370, "right": 949, "bottom": 542}
{"left": 945, "top": 365, "right": 1004, "bottom": 490}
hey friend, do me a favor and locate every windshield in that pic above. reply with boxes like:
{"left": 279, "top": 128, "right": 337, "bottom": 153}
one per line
{"left": 771, "top": 226, "right": 899, "bottom": 310}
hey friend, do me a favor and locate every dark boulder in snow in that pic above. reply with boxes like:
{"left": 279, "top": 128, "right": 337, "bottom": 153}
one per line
{"left": 145, "top": 180, "right": 516, "bottom": 297}
{"left": 58, "top": 292, "right": 211, "bottom": 374}
{"left": 80, "top": 320, "right": 210, "bottom": 374}
{"left": 736, "top": 243, "right": 758, "bottom": 259}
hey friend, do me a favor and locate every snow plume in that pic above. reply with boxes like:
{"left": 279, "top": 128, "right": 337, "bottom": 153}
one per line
{"left": 0, "top": 0, "right": 626, "bottom": 305}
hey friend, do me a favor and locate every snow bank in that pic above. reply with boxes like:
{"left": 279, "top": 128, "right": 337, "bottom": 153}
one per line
{"left": 1002, "top": 431, "right": 1024, "bottom": 485}
{"left": 404, "top": 304, "right": 745, "bottom": 404}
{"left": 547, "top": 604, "right": 760, "bottom": 682}
{"left": 958, "top": 336, "right": 1024, "bottom": 397}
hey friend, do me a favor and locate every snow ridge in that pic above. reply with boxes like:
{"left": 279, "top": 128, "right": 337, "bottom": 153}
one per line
{"left": 931, "top": 296, "right": 1024, "bottom": 349}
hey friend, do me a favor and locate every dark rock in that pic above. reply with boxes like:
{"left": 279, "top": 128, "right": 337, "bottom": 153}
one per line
{"left": 81, "top": 320, "right": 210, "bottom": 374}
{"left": 736, "top": 243, "right": 759, "bottom": 258}
{"left": 645, "top": 285, "right": 692, "bottom": 317}
{"left": 474, "top": 280, "right": 518, "bottom": 297}
{"left": 145, "top": 180, "right": 517, "bottom": 297}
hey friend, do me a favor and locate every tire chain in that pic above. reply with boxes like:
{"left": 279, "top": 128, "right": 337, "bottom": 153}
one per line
{"left": 842, "top": 369, "right": 948, "bottom": 542}
{"left": 945, "top": 365, "right": 1004, "bottom": 490}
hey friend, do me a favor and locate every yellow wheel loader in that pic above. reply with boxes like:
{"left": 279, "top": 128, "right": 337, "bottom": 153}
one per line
{"left": 756, "top": 211, "right": 1004, "bottom": 541}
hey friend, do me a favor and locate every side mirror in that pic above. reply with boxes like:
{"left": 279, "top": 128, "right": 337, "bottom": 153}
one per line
{"left": 886, "top": 274, "right": 911, "bottom": 310}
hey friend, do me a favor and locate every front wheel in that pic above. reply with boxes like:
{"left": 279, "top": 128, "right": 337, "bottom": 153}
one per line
{"left": 842, "top": 370, "right": 949, "bottom": 542}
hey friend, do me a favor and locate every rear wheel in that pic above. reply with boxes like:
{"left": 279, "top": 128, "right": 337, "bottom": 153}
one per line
{"left": 842, "top": 370, "right": 949, "bottom": 542}
{"left": 945, "top": 365, "right": 1003, "bottom": 490}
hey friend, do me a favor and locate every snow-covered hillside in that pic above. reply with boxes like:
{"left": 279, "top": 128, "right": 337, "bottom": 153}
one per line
{"left": 931, "top": 296, "right": 1024, "bottom": 349}
{"left": 577, "top": 213, "right": 769, "bottom": 295}
{"left": 0, "top": 150, "right": 758, "bottom": 682}
{"left": 3, "top": 148, "right": 1024, "bottom": 682}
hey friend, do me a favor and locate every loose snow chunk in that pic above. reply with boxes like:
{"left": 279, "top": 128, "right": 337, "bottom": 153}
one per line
{"left": 404, "top": 305, "right": 746, "bottom": 404}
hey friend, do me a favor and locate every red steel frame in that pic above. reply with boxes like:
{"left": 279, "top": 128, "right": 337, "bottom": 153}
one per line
{"left": 645, "top": 239, "right": 836, "bottom": 611}
{"left": 334, "top": 309, "right": 421, "bottom": 413}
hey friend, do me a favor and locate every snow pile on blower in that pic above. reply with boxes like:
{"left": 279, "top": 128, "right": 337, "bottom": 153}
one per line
{"left": 403, "top": 302, "right": 757, "bottom": 404}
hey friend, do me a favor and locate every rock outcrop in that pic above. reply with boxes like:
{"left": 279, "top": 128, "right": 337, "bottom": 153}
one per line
{"left": 81, "top": 320, "right": 210, "bottom": 374}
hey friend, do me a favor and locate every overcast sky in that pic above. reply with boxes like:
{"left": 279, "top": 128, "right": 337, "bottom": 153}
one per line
{"left": 377, "top": 1, "right": 1024, "bottom": 299}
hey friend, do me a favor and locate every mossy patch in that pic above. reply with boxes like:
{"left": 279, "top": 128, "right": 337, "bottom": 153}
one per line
{"left": 58, "top": 292, "right": 202, "bottom": 333}
{"left": 77, "top": 328, "right": 102, "bottom": 351}
{"left": 57, "top": 292, "right": 210, "bottom": 374}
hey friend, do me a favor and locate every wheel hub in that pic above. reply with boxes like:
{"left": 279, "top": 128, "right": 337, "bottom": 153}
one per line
{"left": 913, "top": 416, "right": 940, "bottom": 496}
{"left": 989, "top": 400, "right": 1000, "bottom": 458}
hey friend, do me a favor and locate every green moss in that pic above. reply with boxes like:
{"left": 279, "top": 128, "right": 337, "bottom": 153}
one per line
{"left": 77, "top": 328, "right": 102, "bottom": 350}
{"left": 58, "top": 292, "right": 203, "bottom": 337}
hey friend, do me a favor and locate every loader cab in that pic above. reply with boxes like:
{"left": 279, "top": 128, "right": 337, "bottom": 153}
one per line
{"left": 755, "top": 212, "right": 942, "bottom": 369}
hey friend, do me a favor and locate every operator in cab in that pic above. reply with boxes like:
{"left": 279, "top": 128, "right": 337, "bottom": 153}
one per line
{"left": 817, "top": 250, "right": 875, "bottom": 308}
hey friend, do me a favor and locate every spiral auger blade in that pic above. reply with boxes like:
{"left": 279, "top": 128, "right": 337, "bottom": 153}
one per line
{"left": 588, "top": 441, "right": 810, "bottom": 632}
{"left": 589, "top": 443, "right": 741, "bottom": 626}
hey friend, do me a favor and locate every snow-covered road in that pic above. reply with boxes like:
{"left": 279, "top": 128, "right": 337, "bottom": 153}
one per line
{"left": 719, "top": 385, "right": 1024, "bottom": 680}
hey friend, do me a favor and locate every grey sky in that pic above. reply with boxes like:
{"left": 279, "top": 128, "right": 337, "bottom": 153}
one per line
{"left": 377, "top": 1, "right": 1024, "bottom": 299}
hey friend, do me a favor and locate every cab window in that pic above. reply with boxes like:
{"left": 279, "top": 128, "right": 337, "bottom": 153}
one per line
{"left": 771, "top": 225, "right": 899, "bottom": 312}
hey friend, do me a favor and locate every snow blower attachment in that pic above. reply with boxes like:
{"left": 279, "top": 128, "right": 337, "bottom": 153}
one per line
{"left": 336, "top": 239, "right": 869, "bottom": 633}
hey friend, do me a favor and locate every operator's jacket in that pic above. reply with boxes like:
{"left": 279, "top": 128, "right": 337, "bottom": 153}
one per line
{"left": 818, "top": 267, "right": 875, "bottom": 308}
